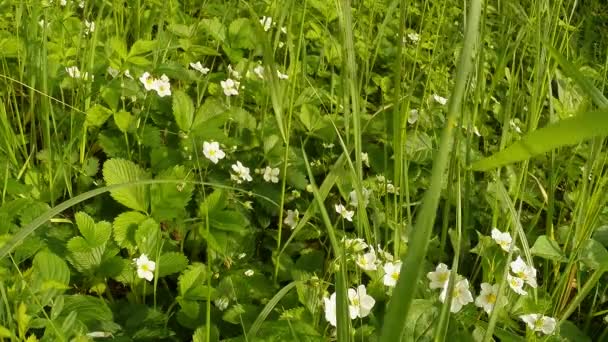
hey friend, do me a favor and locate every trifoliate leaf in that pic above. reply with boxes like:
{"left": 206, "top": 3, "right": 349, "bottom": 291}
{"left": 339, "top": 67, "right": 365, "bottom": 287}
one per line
{"left": 531, "top": 235, "right": 567, "bottom": 262}
{"left": 86, "top": 105, "right": 113, "bottom": 127}
{"left": 75, "top": 212, "right": 111, "bottom": 247}
{"left": 103, "top": 159, "right": 150, "bottom": 212}
{"left": 173, "top": 90, "right": 195, "bottom": 132}
{"left": 135, "top": 218, "right": 160, "bottom": 256}
{"left": 113, "top": 211, "right": 147, "bottom": 252}
{"left": 157, "top": 252, "right": 189, "bottom": 277}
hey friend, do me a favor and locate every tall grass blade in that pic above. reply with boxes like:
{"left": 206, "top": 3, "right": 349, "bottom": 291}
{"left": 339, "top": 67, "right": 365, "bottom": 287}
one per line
{"left": 247, "top": 281, "right": 300, "bottom": 338}
{"left": 471, "top": 109, "right": 608, "bottom": 171}
{"left": 379, "top": 0, "right": 482, "bottom": 340}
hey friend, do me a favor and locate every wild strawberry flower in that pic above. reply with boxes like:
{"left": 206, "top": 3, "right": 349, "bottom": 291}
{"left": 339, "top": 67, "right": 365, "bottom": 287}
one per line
{"left": 244, "top": 269, "right": 255, "bottom": 277}
{"left": 355, "top": 248, "right": 377, "bottom": 271}
{"left": 66, "top": 66, "right": 91, "bottom": 80}
{"left": 107, "top": 66, "right": 119, "bottom": 78}
{"left": 361, "top": 152, "right": 370, "bottom": 168}
{"left": 407, "top": 32, "right": 420, "bottom": 43}
{"left": 139, "top": 72, "right": 171, "bottom": 97}
{"left": 475, "top": 283, "right": 500, "bottom": 315}
{"left": 202, "top": 141, "right": 225, "bottom": 164}
{"left": 510, "top": 256, "right": 538, "bottom": 288}
{"left": 439, "top": 278, "right": 474, "bottom": 313}
{"left": 253, "top": 65, "right": 265, "bottom": 79}
{"left": 432, "top": 94, "right": 448, "bottom": 105}
{"left": 408, "top": 109, "right": 419, "bottom": 124}
{"left": 323, "top": 292, "right": 337, "bottom": 327}
{"left": 153, "top": 74, "right": 171, "bottom": 97}
{"left": 124, "top": 69, "right": 133, "bottom": 79}
{"left": 347, "top": 285, "right": 375, "bottom": 319}
{"left": 427, "top": 263, "right": 451, "bottom": 289}
{"left": 215, "top": 297, "right": 230, "bottom": 311}
{"left": 189, "top": 61, "right": 210, "bottom": 75}
{"left": 134, "top": 254, "right": 156, "bottom": 281}
{"left": 383, "top": 261, "right": 402, "bottom": 287}
{"left": 227, "top": 64, "right": 241, "bottom": 79}
{"left": 84, "top": 20, "right": 95, "bottom": 35}
{"left": 260, "top": 16, "right": 273, "bottom": 31}
{"left": 491, "top": 228, "right": 515, "bottom": 252}
{"left": 277, "top": 70, "right": 289, "bottom": 80}
{"left": 284, "top": 209, "right": 299, "bottom": 229}
{"left": 263, "top": 166, "right": 280, "bottom": 183}
{"left": 343, "top": 237, "right": 368, "bottom": 253}
{"left": 335, "top": 203, "right": 354, "bottom": 222}
{"left": 520, "top": 314, "right": 556, "bottom": 335}
{"left": 349, "top": 188, "right": 370, "bottom": 208}
{"left": 220, "top": 78, "right": 239, "bottom": 96}
{"left": 231, "top": 161, "right": 253, "bottom": 183}
{"left": 507, "top": 274, "right": 528, "bottom": 295}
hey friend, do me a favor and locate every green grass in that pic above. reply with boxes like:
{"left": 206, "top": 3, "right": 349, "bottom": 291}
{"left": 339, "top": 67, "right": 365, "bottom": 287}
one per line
{"left": 0, "top": 0, "right": 607, "bottom": 341}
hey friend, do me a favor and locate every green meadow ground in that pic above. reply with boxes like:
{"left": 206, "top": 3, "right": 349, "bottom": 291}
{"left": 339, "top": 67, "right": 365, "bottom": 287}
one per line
{"left": 0, "top": 0, "right": 608, "bottom": 341}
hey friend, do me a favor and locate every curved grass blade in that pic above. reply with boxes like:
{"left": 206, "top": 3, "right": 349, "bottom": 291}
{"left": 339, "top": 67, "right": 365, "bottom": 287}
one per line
{"left": 247, "top": 281, "right": 300, "bottom": 338}
{"left": 379, "top": 0, "right": 482, "bottom": 340}
{"left": 0, "top": 180, "right": 278, "bottom": 261}
{"left": 471, "top": 109, "right": 608, "bottom": 171}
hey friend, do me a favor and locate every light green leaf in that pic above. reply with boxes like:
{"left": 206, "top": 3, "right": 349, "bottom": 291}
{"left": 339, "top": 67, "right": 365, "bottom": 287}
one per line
{"left": 200, "top": 18, "right": 226, "bottom": 43}
{"left": 135, "top": 218, "right": 160, "bottom": 256}
{"left": 86, "top": 105, "right": 113, "bottom": 127}
{"left": 75, "top": 212, "right": 111, "bottom": 247}
{"left": 109, "top": 36, "right": 128, "bottom": 59}
{"left": 151, "top": 166, "right": 193, "bottom": 220}
{"left": 193, "top": 325, "right": 220, "bottom": 342}
{"left": 472, "top": 109, "right": 608, "bottom": 171}
{"left": 173, "top": 90, "right": 195, "bottom": 131}
{"left": 103, "top": 159, "right": 150, "bottom": 212}
{"left": 199, "top": 190, "right": 226, "bottom": 217}
{"left": 580, "top": 239, "right": 608, "bottom": 270}
{"left": 157, "top": 252, "right": 189, "bottom": 277}
{"left": 113, "top": 110, "right": 134, "bottom": 133}
{"left": 530, "top": 235, "right": 566, "bottom": 262}
{"left": 128, "top": 39, "right": 157, "bottom": 57}
{"left": 113, "top": 211, "right": 147, "bottom": 252}
{"left": 229, "top": 18, "right": 256, "bottom": 50}
{"left": 0, "top": 325, "right": 12, "bottom": 338}
{"left": 192, "top": 98, "right": 226, "bottom": 132}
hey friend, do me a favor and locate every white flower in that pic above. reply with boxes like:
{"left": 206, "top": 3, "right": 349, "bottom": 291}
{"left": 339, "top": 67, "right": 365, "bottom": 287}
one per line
{"left": 65, "top": 66, "right": 91, "bottom": 80}
{"left": 491, "top": 228, "right": 515, "bottom": 252}
{"left": 349, "top": 188, "right": 370, "bottom": 208}
{"left": 78, "top": 0, "right": 85, "bottom": 8}
{"left": 202, "top": 141, "right": 226, "bottom": 164}
{"left": 190, "top": 61, "right": 210, "bottom": 75}
{"left": 263, "top": 166, "right": 280, "bottom": 183}
{"left": 277, "top": 70, "right": 289, "bottom": 80}
{"left": 347, "top": 285, "right": 375, "bottom": 319}
{"left": 38, "top": 19, "right": 47, "bottom": 28}
{"left": 253, "top": 65, "right": 265, "bottom": 79}
{"left": 507, "top": 274, "right": 528, "bottom": 295}
{"left": 383, "top": 261, "right": 402, "bottom": 287}
{"left": 134, "top": 254, "right": 156, "bottom": 281}
{"left": 520, "top": 314, "right": 556, "bottom": 335}
{"left": 244, "top": 269, "right": 255, "bottom": 277}
{"left": 377, "top": 245, "right": 394, "bottom": 262}
{"left": 84, "top": 20, "right": 95, "bottom": 35}
{"left": 475, "top": 283, "right": 499, "bottom": 315}
{"left": 427, "top": 263, "right": 450, "bottom": 289}
{"left": 220, "top": 78, "right": 240, "bottom": 96}
{"left": 215, "top": 297, "right": 230, "bottom": 311}
{"left": 510, "top": 119, "right": 522, "bottom": 133}
{"left": 432, "top": 94, "right": 448, "bottom": 105}
{"left": 284, "top": 209, "right": 299, "bottom": 229}
{"left": 153, "top": 74, "right": 171, "bottom": 97}
{"left": 510, "top": 256, "right": 538, "bottom": 288}
{"left": 335, "top": 204, "right": 354, "bottom": 222}
{"left": 407, "top": 32, "right": 420, "bottom": 43}
{"left": 231, "top": 161, "right": 252, "bottom": 183}
{"left": 227, "top": 64, "right": 241, "bottom": 79}
{"left": 439, "top": 278, "right": 474, "bottom": 313}
{"left": 323, "top": 292, "right": 337, "bottom": 327}
{"left": 360, "top": 152, "right": 370, "bottom": 167}
{"left": 343, "top": 238, "right": 368, "bottom": 253}
{"left": 355, "top": 248, "right": 377, "bottom": 271}
{"left": 408, "top": 109, "right": 419, "bottom": 124}
{"left": 260, "top": 16, "right": 273, "bottom": 31}
{"left": 124, "top": 69, "right": 133, "bottom": 79}
{"left": 139, "top": 72, "right": 156, "bottom": 91}
{"left": 107, "top": 66, "right": 119, "bottom": 78}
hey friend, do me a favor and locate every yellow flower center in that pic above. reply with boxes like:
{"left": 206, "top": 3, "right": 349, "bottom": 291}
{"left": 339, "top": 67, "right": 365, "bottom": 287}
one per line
{"left": 391, "top": 272, "right": 399, "bottom": 280}
{"left": 486, "top": 293, "right": 496, "bottom": 304}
